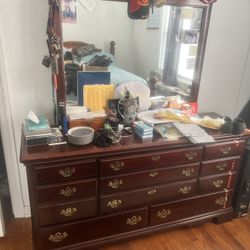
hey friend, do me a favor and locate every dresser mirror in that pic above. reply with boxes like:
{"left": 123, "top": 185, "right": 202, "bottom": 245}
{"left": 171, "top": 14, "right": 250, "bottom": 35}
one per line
{"left": 56, "top": 0, "right": 212, "bottom": 114}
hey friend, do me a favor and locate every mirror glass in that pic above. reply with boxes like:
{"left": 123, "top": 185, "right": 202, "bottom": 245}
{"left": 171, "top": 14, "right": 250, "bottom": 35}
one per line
{"left": 62, "top": 1, "right": 204, "bottom": 108}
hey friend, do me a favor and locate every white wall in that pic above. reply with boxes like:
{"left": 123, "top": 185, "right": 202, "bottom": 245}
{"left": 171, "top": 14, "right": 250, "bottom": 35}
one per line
{"left": 198, "top": 0, "right": 250, "bottom": 117}
{"left": 0, "top": 0, "right": 53, "bottom": 217}
{"left": 63, "top": 1, "right": 135, "bottom": 72}
{"left": 0, "top": 0, "right": 250, "bottom": 218}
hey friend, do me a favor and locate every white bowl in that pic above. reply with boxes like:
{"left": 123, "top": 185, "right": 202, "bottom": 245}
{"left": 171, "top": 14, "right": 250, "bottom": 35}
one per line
{"left": 67, "top": 126, "right": 94, "bottom": 145}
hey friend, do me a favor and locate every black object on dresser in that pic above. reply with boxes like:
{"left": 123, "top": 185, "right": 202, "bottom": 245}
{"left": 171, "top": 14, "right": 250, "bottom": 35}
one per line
{"left": 233, "top": 139, "right": 250, "bottom": 217}
{"left": 20, "top": 129, "right": 250, "bottom": 250}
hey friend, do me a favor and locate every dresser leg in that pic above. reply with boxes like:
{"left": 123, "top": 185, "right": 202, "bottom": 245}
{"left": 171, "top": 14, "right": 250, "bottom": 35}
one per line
{"left": 214, "top": 209, "right": 234, "bottom": 224}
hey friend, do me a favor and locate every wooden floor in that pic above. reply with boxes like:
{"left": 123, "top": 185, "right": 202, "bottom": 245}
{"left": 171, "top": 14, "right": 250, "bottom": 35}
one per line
{"left": 0, "top": 216, "right": 250, "bottom": 250}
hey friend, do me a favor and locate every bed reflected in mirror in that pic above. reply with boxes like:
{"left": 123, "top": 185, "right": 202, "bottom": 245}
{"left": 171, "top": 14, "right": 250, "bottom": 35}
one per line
{"left": 61, "top": 1, "right": 208, "bottom": 108}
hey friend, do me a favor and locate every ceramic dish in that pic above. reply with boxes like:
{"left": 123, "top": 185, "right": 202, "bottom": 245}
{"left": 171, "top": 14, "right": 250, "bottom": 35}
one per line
{"left": 67, "top": 126, "right": 94, "bottom": 145}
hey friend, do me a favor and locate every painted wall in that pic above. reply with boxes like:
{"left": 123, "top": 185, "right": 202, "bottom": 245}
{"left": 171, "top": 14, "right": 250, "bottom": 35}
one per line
{"left": 63, "top": 1, "right": 135, "bottom": 72}
{"left": 198, "top": 0, "right": 250, "bottom": 117}
{"left": 0, "top": 0, "right": 53, "bottom": 217}
{"left": 0, "top": 0, "right": 250, "bottom": 217}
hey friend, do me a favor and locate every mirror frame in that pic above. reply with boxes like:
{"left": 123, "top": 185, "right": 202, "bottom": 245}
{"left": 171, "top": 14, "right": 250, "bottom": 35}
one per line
{"left": 51, "top": 0, "right": 215, "bottom": 123}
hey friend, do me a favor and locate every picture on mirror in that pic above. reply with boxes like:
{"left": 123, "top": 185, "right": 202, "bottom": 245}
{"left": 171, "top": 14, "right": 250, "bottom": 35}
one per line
{"left": 61, "top": 0, "right": 77, "bottom": 23}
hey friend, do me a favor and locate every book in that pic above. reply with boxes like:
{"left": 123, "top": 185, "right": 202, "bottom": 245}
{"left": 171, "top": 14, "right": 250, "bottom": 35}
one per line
{"left": 134, "top": 121, "right": 154, "bottom": 132}
{"left": 134, "top": 128, "right": 153, "bottom": 136}
{"left": 154, "top": 123, "right": 182, "bottom": 140}
{"left": 77, "top": 71, "right": 111, "bottom": 105}
{"left": 83, "top": 65, "right": 109, "bottom": 72}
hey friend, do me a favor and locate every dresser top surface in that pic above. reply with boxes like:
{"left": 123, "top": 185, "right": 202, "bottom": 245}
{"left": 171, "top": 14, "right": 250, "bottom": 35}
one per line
{"left": 20, "top": 127, "right": 250, "bottom": 165}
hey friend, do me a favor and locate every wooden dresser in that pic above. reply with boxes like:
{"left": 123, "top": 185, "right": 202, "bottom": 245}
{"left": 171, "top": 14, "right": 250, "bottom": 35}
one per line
{"left": 20, "top": 130, "right": 250, "bottom": 250}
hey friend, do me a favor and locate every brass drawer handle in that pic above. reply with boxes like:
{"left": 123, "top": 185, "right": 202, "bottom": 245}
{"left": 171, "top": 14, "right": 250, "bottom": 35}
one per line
{"left": 220, "top": 146, "right": 232, "bottom": 155}
{"left": 215, "top": 196, "right": 228, "bottom": 206}
{"left": 179, "top": 186, "right": 191, "bottom": 194}
{"left": 152, "top": 155, "right": 161, "bottom": 161}
{"left": 110, "top": 161, "right": 124, "bottom": 172}
{"left": 148, "top": 189, "right": 157, "bottom": 195}
{"left": 240, "top": 203, "right": 248, "bottom": 209}
{"left": 60, "top": 187, "right": 76, "bottom": 197}
{"left": 58, "top": 167, "right": 76, "bottom": 178}
{"left": 213, "top": 179, "right": 224, "bottom": 188}
{"left": 149, "top": 171, "right": 158, "bottom": 177}
{"left": 126, "top": 215, "right": 142, "bottom": 226}
{"left": 60, "top": 207, "right": 77, "bottom": 217}
{"left": 108, "top": 179, "right": 123, "bottom": 189}
{"left": 107, "top": 199, "right": 122, "bottom": 209}
{"left": 216, "top": 163, "right": 227, "bottom": 171}
{"left": 185, "top": 151, "right": 197, "bottom": 160}
{"left": 181, "top": 168, "right": 194, "bottom": 177}
{"left": 48, "top": 232, "right": 68, "bottom": 243}
{"left": 157, "top": 209, "right": 171, "bottom": 219}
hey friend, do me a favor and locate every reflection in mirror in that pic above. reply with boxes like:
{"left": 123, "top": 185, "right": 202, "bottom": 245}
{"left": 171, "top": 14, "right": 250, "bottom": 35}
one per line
{"left": 62, "top": 2, "right": 205, "bottom": 109}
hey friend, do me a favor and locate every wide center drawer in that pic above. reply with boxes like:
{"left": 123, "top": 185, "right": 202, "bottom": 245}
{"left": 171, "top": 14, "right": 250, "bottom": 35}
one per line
{"left": 36, "top": 178, "right": 97, "bottom": 204}
{"left": 39, "top": 207, "right": 148, "bottom": 250}
{"left": 100, "top": 179, "right": 196, "bottom": 214}
{"left": 100, "top": 146, "right": 202, "bottom": 176}
{"left": 100, "top": 163, "right": 200, "bottom": 194}
{"left": 150, "top": 190, "right": 232, "bottom": 226}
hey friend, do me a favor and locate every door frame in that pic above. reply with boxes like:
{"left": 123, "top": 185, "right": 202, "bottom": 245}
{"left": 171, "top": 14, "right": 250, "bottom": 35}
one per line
{"left": 0, "top": 35, "right": 26, "bottom": 218}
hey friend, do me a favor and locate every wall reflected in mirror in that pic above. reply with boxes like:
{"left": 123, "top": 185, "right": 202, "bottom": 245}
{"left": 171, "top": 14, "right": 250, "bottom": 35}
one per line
{"left": 62, "top": 1, "right": 203, "bottom": 109}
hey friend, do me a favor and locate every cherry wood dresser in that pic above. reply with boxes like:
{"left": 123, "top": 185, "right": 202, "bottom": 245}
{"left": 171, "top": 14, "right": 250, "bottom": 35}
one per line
{"left": 20, "top": 130, "right": 250, "bottom": 250}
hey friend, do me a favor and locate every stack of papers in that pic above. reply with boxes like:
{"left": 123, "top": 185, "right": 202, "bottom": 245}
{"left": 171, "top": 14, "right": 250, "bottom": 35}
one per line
{"left": 174, "top": 123, "right": 215, "bottom": 144}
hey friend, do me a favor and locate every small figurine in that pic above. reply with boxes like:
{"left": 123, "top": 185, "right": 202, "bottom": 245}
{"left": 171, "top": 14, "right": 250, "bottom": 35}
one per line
{"left": 118, "top": 91, "right": 139, "bottom": 127}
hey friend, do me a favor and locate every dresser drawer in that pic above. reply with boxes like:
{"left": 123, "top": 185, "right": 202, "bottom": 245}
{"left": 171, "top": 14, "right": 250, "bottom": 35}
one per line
{"left": 203, "top": 140, "right": 245, "bottom": 160}
{"left": 100, "top": 179, "right": 196, "bottom": 214}
{"left": 34, "top": 159, "right": 97, "bottom": 184}
{"left": 36, "top": 179, "right": 97, "bottom": 204}
{"left": 39, "top": 207, "right": 148, "bottom": 250}
{"left": 100, "top": 147, "right": 203, "bottom": 176}
{"left": 200, "top": 156, "right": 241, "bottom": 177}
{"left": 39, "top": 198, "right": 97, "bottom": 226}
{"left": 198, "top": 172, "right": 237, "bottom": 194}
{"left": 150, "top": 190, "right": 233, "bottom": 226}
{"left": 100, "top": 163, "right": 200, "bottom": 194}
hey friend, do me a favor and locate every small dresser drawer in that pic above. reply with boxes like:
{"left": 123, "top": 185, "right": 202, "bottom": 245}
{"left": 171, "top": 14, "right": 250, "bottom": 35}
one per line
{"left": 100, "top": 179, "right": 196, "bottom": 214}
{"left": 36, "top": 179, "right": 97, "bottom": 204}
{"left": 203, "top": 140, "right": 245, "bottom": 160}
{"left": 39, "top": 198, "right": 97, "bottom": 226}
{"left": 40, "top": 207, "right": 148, "bottom": 250}
{"left": 150, "top": 190, "right": 233, "bottom": 226}
{"left": 100, "top": 147, "right": 202, "bottom": 176}
{"left": 100, "top": 163, "right": 200, "bottom": 194}
{"left": 200, "top": 156, "right": 241, "bottom": 177}
{"left": 198, "top": 172, "right": 237, "bottom": 194}
{"left": 34, "top": 159, "right": 97, "bottom": 184}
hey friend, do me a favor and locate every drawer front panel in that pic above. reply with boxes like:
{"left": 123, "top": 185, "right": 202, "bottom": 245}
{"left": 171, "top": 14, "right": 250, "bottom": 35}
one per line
{"left": 200, "top": 156, "right": 241, "bottom": 177}
{"left": 100, "top": 180, "right": 196, "bottom": 214}
{"left": 40, "top": 207, "right": 148, "bottom": 250}
{"left": 100, "top": 147, "right": 203, "bottom": 176}
{"left": 198, "top": 173, "right": 237, "bottom": 194}
{"left": 36, "top": 179, "right": 97, "bottom": 204}
{"left": 150, "top": 190, "right": 232, "bottom": 226}
{"left": 100, "top": 163, "right": 200, "bottom": 194}
{"left": 203, "top": 140, "right": 245, "bottom": 160}
{"left": 34, "top": 159, "right": 97, "bottom": 184}
{"left": 39, "top": 198, "right": 97, "bottom": 226}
